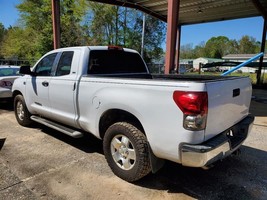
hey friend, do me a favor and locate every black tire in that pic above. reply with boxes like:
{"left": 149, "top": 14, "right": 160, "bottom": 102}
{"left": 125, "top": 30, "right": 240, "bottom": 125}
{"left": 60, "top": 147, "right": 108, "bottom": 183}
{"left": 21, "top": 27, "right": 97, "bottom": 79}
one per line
{"left": 14, "top": 95, "right": 32, "bottom": 127}
{"left": 103, "top": 122, "right": 151, "bottom": 182}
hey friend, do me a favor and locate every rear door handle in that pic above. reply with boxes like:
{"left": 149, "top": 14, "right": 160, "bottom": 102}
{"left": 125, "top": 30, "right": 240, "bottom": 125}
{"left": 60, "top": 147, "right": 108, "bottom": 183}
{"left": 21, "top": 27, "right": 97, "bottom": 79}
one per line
{"left": 42, "top": 81, "right": 49, "bottom": 87}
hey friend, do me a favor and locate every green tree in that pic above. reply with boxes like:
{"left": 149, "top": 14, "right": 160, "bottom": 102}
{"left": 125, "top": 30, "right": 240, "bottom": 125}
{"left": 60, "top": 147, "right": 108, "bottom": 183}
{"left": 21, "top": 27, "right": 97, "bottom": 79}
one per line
{"left": 180, "top": 42, "right": 206, "bottom": 59}
{"left": 180, "top": 36, "right": 264, "bottom": 60}
{"left": 0, "top": 23, "right": 6, "bottom": 58}
{"left": 180, "top": 43, "right": 195, "bottom": 59}
{"left": 2, "top": 1, "right": 165, "bottom": 63}
{"left": 60, "top": 0, "right": 89, "bottom": 47}
{"left": 203, "top": 36, "right": 231, "bottom": 58}
{"left": 239, "top": 35, "right": 260, "bottom": 54}
{"left": 227, "top": 39, "right": 239, "bottom": 54}
{"left": 85, "top": 3, "right": 166, "bottom": 63}
{"left": 1, "top": 27, "right": 40, "bottom": 61}
{"left": 141, "top": 15, "right": 166, "bottom": 63}
{"left": 16, "top": 0, "right": 52, "bottom": 55}
{"left": 2, "top": 0, "right": 89, "bottom": 61}
{"left": 193, "top": 41, "right": 206, "bottom": 58}
{"left": 86, "top": 3, "right": 120, "bottom": 45}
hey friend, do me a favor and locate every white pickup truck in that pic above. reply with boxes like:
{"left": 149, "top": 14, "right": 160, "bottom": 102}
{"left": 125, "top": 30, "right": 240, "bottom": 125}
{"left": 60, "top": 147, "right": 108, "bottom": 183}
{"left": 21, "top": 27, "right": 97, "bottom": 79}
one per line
{"left": 12, "top": 46, "right": 254, "bottom": 182}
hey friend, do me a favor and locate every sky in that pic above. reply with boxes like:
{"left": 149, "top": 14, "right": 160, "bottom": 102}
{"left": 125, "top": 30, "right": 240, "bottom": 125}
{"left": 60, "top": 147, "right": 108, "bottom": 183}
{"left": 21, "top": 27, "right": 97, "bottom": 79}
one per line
{"left": 180, "top": 17, "right": 264, "bottom": 47}
{"left": 0, "top": 0, "right": 20, "bottom": 28}
{"left": 0, "top": 0, "right": 264, "bottom": 47}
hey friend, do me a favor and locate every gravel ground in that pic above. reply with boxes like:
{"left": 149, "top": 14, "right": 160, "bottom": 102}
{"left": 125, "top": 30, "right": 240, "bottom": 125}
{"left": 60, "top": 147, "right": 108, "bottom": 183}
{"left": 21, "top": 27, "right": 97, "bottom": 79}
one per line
{"left": 0, "top": 89, "right": 266, "bottom": 200}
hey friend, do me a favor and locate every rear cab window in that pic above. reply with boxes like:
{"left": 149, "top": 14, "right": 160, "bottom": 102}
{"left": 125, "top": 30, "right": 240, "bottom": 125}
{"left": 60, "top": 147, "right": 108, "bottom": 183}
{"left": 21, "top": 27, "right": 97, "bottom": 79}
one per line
{"left": 88, "top": 50, "right": 148, "bottom": 74}
{"left": 56, "top": 51, "right": 74, "bottom": 76}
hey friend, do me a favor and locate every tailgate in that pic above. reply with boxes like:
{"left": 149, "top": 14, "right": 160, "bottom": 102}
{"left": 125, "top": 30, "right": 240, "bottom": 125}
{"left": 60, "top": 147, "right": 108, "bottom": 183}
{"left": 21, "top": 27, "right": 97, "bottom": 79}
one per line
{"left": 205, "top": 77, "right": 252, "bottom": 141}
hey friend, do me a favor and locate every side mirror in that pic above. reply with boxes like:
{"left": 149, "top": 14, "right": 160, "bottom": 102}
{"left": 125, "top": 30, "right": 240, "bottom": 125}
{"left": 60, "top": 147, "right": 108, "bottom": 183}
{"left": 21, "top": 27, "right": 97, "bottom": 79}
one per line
{"left": 20, "top": 66, "right": 32, "bottom": 75}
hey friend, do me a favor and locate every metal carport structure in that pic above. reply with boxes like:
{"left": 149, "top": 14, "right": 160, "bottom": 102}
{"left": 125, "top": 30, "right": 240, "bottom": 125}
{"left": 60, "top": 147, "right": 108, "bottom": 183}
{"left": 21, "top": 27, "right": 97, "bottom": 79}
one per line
{"left": 51, "top": 0, "right": 267, "bottom": 84}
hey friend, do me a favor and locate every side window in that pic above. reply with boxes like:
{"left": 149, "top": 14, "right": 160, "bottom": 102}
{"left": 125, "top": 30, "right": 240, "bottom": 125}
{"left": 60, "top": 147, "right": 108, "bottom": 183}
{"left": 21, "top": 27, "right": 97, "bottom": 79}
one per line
{"left": 35, "top": 53, "right": 57, "bottom": 76}
{"left": 55, "top": 51, "right": 74, "bottom": 76}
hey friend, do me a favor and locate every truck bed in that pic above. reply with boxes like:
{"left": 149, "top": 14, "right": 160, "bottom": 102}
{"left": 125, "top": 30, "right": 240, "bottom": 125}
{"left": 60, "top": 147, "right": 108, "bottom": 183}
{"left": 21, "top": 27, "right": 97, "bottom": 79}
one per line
{"left": 86, "top": 73, "right": 246, "bottom": 82}
{"left": 84, "top": 73, "right": 252, "bottom": 142}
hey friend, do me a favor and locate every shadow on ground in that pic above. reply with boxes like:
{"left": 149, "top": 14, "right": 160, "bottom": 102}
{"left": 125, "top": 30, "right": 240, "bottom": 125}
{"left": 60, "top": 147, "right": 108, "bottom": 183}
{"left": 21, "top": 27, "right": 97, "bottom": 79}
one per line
{"left": 38, "top": 126, "right": 267, "bottom": 200}
{"left": 36, "top": 125, "right": 103, "bottom": 154}
{"left": 250, "top": 89, "right": 267, "bottom": 117}
{"left": 137, "top": 145, "right": 267, "bottom": 200}
{"left": 250, "top": 99, "right": 267, "bottom": 117}
{"left": 0, "top": 100, "right": 13, "bottom": 113}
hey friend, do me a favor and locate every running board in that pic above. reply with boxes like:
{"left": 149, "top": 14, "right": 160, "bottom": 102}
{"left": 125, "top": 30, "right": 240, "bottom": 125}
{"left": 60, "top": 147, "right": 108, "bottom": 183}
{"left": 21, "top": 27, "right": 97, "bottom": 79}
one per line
{"left": 30, "top": 116, "right": 83, "bottom": 138}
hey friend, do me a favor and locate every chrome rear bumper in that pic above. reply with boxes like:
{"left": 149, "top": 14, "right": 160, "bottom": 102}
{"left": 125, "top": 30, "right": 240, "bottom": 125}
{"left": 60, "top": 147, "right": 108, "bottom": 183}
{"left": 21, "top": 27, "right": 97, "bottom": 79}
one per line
{"left": 180, "top": 115, "right": 254, "bottom": 167}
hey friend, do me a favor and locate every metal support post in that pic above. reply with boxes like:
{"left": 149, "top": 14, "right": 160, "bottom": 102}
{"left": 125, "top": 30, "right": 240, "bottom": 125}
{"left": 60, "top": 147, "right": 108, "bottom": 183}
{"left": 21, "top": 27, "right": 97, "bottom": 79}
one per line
{"left": 52, "top": 0, "right": 60, "bottom": 49}
{"left": 165, "top": 0, "right": 180, "bottom": 74}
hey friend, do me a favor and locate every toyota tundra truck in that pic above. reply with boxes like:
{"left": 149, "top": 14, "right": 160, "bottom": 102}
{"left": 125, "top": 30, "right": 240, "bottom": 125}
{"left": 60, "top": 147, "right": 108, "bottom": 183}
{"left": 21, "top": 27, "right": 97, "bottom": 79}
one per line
{"left": 12, "top": 46, "right": 254, "bottom": 182}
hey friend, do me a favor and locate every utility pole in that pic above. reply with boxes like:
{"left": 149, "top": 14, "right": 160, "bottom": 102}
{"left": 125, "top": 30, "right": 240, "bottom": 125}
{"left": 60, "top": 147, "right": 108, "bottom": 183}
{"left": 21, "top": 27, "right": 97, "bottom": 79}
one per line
{"left": 141, "top": 13, "right": 146, "bottom": 58}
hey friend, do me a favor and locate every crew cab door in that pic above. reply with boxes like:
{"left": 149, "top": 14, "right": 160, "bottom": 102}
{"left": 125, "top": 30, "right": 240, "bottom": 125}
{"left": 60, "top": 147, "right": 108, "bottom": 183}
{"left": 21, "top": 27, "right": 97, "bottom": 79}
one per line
{"left": 25, "top": 53, "right": 58, "bottom": 118}
{"left": 48, "top": 50, "right": 80, "bottom": 127}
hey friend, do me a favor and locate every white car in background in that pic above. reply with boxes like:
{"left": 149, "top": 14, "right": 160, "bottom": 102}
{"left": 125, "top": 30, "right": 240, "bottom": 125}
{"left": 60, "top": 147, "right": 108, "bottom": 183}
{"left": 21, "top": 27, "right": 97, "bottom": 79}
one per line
{"left": 0, "top": 65, "right": 21, "bottom": 99}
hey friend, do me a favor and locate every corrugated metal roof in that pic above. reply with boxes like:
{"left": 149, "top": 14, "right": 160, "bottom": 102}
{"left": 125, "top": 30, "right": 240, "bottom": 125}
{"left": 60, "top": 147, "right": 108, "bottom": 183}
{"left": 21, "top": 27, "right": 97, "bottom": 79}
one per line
{"left": 89, "top": 0, "right": 267, "bottom": 25}
{"left": 194, "top": 57, "right": 223, "bottom": 62}
{"left": 223, "top": 54, "right": 267, "bottom": 59}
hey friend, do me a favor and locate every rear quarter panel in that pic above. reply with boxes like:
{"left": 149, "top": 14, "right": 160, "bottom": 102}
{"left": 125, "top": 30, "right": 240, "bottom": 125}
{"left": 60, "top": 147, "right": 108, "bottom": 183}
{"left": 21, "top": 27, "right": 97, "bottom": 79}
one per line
{"left": 77, "top": 77, "right": 207, "bottom": 163}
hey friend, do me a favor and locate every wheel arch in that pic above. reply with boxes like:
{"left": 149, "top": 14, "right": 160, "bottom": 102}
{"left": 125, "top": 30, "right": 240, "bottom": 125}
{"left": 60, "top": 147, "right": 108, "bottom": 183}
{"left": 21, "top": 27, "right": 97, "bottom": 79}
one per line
{"left": 12, "top": 90, "right": 23, "bottom": 106}
{"left": 12, "top": 90, "right": 22, "bottom": 98}
{"left": 13, "top": 92, "right": 32, "bottom": 127}
{"left": 99, "top": 109, "right": 145, "bottom": 139}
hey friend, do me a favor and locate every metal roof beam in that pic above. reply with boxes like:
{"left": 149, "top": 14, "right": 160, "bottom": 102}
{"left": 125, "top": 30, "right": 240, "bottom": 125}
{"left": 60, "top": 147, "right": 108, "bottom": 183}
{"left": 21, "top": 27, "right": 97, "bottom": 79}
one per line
{"left": 149, "top": 3, "right": 168, "bottom": 12}
{"left": 89, "top": 0, "right": 167, "bottom": 21}
{"left": 141, "top": 0, "right": 167, "bottom": 7}
{"left": 251, "top": 0, "right": 267, "bottom": 19}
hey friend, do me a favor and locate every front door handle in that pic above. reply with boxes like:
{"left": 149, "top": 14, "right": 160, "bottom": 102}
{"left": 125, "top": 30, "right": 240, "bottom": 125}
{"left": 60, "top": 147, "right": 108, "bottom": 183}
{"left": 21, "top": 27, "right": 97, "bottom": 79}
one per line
{"left": 42, "top": 81, "right": 49, "bottom": 87}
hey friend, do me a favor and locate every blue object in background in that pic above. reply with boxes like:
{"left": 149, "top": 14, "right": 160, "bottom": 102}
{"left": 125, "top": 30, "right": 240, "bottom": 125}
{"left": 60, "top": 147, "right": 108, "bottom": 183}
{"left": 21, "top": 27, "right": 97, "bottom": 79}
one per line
{"left": 221, "top": 52, "right": 264, "bottom": 76}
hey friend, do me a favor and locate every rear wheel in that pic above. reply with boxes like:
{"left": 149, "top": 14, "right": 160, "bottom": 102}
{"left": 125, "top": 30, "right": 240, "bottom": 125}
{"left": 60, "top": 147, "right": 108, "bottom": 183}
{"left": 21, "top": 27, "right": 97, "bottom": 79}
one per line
{"left": 14, "top": 95, "right": 32, "bottom": 126}
{"left": 103, "top": 122, "right": 151, "bottom": 182}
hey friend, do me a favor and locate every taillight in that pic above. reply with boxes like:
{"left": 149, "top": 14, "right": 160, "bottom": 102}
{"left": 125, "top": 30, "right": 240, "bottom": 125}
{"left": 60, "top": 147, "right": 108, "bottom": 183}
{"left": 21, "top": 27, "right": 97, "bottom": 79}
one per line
{"left": 0, "top": 80, "right": 13, "bottom": 88}
{"left": 173, "top": 91, "right": 208, "bottom": 131}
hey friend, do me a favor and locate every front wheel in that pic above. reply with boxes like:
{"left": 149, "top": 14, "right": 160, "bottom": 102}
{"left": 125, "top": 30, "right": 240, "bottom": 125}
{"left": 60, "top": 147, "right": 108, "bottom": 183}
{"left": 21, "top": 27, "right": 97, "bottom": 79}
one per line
{"left": 14, "top": 95, "right": 32, "bottom": 127}
{"left": 103, "top": 122, "right": 151, "bottom": 182}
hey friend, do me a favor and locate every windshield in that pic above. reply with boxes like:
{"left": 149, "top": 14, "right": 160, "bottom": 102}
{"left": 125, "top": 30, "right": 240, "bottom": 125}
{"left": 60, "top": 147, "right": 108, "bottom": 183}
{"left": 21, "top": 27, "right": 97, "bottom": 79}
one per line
{"left": 0, "top": 68, "right": 20, "bottom": 77}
